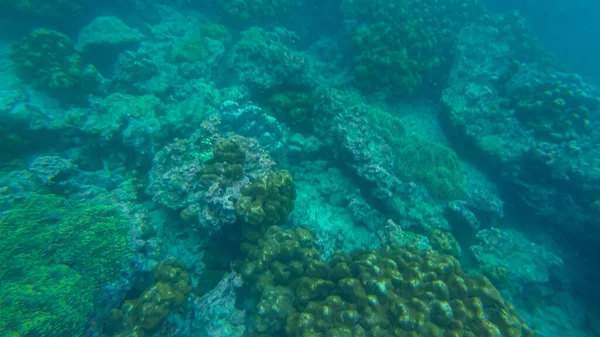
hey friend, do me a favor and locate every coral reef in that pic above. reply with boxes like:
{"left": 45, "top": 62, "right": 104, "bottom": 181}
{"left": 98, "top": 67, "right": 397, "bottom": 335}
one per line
{"left": 11, "top": 28, "right": 101, "bottom": 102}
{"left": 235, "top": 170, "right": 297, "bottom": 241}
{"left": 441, "top": 16, "right": 600, "bottom": 269}
{"left": 507, "top": 70, "right": 598, "bottom": 141}
{"left": 265, "top": 91, "right": 316, "bottom": 132}
{"left": 147, "top": 129, "right": 215, "bottom": 210}
{"left": 219, "top": 101, "right": 286, "bottom": 163}
{"left": 3, "top": 1, "right": 598, "bottom": 337}
{"left": 0, "top": 170, "right": 42, "bottom": 210}
{"left": 342, "top": 0, "right": 484, "bottom": 97}
{"left": 429, "top": 229, "right": 461, "bottom": 259}
{"left": 239, "top": 226, "right": 534, "bottom": 337}
{"left": 103, "top": 260, "right": 192, "bottom": 337}
{"left": 313, "top": 87, "right": 456, "bottom": 232}
{"left": 148, "top": 124, "right": 285, "bottom": 238}
{"left": 28, "top": 155, "right": 77, "bottom": 186}
{"left": 394, "top": 135, "right": 465, "bottom": 201}
{"left": 188, "top": 272, "right": 247, "bottom": 337}
{"left": 200, "top": 140, "right": 246, "bottom": 187}
{"left": 109, "top": 50, "right": 159, "bottom": 94}
{"left": 229, "top": 27, "right": 319, "bottom": 93}
{"left": 289, "top": 161, "right": 380, "bottom": 258}
{"left": 0, "top": 193, "right": 134, "bottom": 337}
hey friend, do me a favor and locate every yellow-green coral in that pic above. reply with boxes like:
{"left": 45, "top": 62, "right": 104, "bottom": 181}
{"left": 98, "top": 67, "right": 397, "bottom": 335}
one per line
{"left": 429, "top": 229, "right": 461, "bottom": 258}
{"left": 239, "top": 226, "right": 534, "bottom": 337}
{"left": 366, "top": 106, "right": 407, "bottom": 146}
{"left": 395, "top": 135, "right": 465, "bottom": 200}
{"left": 104, "top": 260, "right": 192, "bottom": 337}
{"left": 0, "top": 193, "right": 133, "bottom": 337}
{"left": 235, "top": 170, "right": 296, "bottom": 241}
{"left": 11, "top": 28, "right": 100, "bottom": 101}
{"left": 200, "top": 140, "right": 246, "bottom": 187}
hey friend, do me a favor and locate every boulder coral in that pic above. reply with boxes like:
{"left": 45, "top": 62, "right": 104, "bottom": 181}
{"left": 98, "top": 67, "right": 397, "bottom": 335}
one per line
{"left": 343, "top": 0, "right": 484, "bottom": 97}
{"left": 235, "top": 170, "right": 296, "bottom": 241}
{"left": 239, "top": 226, "right": 534, "bottom": 337}
{"left": 103, "top": 260, "right": 192, "bottom": 337}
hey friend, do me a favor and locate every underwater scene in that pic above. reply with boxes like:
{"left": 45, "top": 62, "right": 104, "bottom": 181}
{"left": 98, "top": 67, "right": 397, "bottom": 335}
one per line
{"left": 1, "top": 0, "right": 599, "bottom": 336}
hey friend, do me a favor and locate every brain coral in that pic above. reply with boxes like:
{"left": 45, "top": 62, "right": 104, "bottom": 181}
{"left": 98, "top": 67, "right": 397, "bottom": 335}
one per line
{"left": 239, "top": 226, "right": 534, "bottom": 337}
{"left": 235, "top": 170, "right": 296, "bottom": 241}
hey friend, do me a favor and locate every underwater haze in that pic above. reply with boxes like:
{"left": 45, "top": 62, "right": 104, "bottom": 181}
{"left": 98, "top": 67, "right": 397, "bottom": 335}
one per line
{"left": 1, "top": 0, "right": 599, "bottom": 336}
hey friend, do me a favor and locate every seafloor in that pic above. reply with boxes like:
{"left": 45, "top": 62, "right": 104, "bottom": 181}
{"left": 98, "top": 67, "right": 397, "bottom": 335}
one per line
{"left": 0, "top": 1, "right": 599, "bottom": 337}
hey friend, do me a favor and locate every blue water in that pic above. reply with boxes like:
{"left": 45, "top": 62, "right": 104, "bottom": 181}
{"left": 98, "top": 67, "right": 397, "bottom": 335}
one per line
{"left": 0, "top": 1, "right": 599, "bottom": 336}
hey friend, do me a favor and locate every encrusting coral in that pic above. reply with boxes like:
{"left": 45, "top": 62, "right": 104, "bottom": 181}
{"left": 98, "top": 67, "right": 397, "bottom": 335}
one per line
{"left": 103, "top": 260, "right": 192, "bottom": 337}
{"left": 238, "top": 226, "right": 534, "bottom": 337}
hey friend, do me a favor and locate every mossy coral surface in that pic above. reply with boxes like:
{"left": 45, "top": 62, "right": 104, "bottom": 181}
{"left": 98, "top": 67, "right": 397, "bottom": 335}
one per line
{"left": 0, "top": 193, "right": 133, "bottom": 337}
{"left": 11, "top": 28, "right": 99, "bottom": 101}
{"left": 239, "top": 226, "right": 534, "bottom": 337}
{"left": 510, "top": 73, "right": 600, "bottom": 141}
{"left": 395, "top": 136, "right": 465, "bottom": 200}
